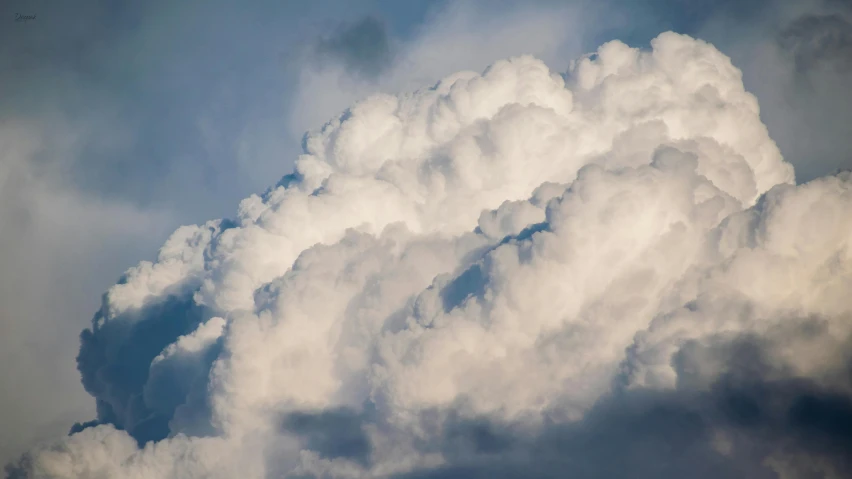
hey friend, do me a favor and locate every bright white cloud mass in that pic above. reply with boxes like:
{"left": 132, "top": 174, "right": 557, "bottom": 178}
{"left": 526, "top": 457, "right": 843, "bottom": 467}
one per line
{"left": 8, "top": 31, "right": 852, "bottom": 478}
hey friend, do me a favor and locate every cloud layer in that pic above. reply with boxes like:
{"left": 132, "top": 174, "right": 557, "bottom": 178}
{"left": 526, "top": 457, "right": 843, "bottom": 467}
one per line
{"left": 9, "top": 31, "right": 852, "bottom": 478}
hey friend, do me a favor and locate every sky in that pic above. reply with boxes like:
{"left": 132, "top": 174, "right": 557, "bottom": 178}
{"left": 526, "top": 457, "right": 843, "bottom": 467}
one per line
{"left": 1, "top": 0, "right": 851, "bottom": 477}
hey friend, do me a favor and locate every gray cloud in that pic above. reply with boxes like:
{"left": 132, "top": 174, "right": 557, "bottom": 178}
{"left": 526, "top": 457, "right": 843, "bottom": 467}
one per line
{"left": 282, "top": 408, "right": 372, "bottom": 465}
{"left": 778, "top": 13, "right": 852, "bottom": 73}
{"left": 316, "top": 16, "right": 394, "bottom": 80}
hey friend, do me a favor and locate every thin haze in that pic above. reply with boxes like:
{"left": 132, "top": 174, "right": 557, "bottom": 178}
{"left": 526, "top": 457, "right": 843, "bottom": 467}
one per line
{"left": 1, "top": 0, "right": 851, "bottom": 477}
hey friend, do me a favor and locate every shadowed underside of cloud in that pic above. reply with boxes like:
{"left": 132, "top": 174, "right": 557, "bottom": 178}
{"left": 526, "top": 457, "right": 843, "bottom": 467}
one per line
{"left": 8, "top": 29, "right": 852, "bottom": 479}
{"left": 397, "top": 334, "right": 852, "bottom": 479}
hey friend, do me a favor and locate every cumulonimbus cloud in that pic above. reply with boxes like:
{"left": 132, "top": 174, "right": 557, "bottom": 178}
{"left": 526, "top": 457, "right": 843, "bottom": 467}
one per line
{"left": 9, "top": 32, "right": 852, "bottom": 478}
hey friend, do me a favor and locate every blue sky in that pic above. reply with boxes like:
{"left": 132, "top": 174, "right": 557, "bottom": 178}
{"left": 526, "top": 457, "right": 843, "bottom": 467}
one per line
{"left": 1, "top": 0, "right": 851, "bottom": 467}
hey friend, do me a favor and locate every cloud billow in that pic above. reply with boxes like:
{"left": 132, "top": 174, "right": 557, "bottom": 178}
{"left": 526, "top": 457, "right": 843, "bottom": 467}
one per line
{"left": 9, "top": 32, "right": 852, "bottom": 478}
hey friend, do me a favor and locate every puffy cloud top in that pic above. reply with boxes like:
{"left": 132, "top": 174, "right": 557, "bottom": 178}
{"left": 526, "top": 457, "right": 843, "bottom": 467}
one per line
{"left": 12, "top": 32, "right": 852, "bottom": 479}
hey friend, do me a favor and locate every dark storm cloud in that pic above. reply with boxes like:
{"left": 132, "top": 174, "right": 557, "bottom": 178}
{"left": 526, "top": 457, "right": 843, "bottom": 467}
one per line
{"left": 779, "top": 13, "right": 852, "bottom": 72}
{"left": 315, "top": 16, "right": 394, "bottom": 79}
